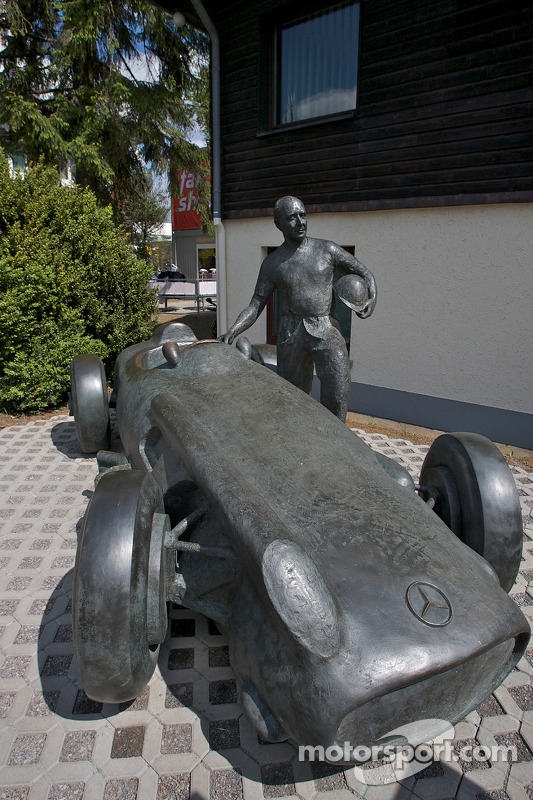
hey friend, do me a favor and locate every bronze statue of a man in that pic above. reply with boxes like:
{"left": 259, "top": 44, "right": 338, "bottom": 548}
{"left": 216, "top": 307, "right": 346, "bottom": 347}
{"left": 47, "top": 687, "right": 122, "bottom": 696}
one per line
{"left": 222, "top": 196, "right": 377, "bottom": 421}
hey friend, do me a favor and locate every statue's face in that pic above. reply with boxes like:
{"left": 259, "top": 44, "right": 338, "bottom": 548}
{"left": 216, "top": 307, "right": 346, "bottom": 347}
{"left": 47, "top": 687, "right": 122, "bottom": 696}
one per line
{"left": 279, "top": 200, "right": 307, "bottom": 245}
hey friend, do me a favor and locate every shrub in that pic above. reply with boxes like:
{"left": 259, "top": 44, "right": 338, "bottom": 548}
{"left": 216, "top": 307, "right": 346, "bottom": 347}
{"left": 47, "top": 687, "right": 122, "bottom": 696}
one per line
{"left": 0, "top": 152, "right": 157, "bottom": 412}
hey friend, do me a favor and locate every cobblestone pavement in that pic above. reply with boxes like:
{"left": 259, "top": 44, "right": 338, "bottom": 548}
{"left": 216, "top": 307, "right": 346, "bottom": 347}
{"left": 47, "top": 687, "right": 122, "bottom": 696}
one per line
{"left": 1, "top": 415, "right": 533, "bottom": 800}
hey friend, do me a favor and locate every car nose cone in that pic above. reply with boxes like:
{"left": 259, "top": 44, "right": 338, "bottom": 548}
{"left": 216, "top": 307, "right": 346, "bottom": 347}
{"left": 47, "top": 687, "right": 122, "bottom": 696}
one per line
{"left": 334, "top": 633, "right": 524, "bottom": 761}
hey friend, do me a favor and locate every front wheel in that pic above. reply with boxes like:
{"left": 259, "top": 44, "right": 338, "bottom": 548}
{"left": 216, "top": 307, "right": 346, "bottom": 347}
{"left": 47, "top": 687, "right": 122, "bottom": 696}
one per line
{"left": 419, "top": 432, "right": 523, "bottom": 592}
{"left": 70, "top": 354, "right": 110, "bottom": 453}
{"left": 73, "top": 470, "right": 169, "bottom": 703}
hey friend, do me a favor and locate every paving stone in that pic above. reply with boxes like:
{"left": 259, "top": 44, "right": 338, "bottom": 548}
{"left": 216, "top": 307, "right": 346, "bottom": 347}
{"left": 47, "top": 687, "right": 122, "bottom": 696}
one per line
{"left": 48, "top": 783, "right": 85, "bottom": 800}
{"left": 41, "top": 576, "right": 63, "bottom": 591}
{"left": 6, "top": 577, "right": 32, "bottom": 591}
{"left": 168, "top": 648, "right": 195, "bottom": 670}
{"left": 210, "top": 768, "right": 243, "bottom": 800}
{"left": 0, "top": 692, "right": 16, "bottom": 717}
{"left": 209, "top": 719, "right": 241, "bottom": 750}
{"left": 208, "top": 646, "right": 230, "bottom": 667}
{"left": 0, "top": 600, "right": 19, "bottom": 615}
{"left": 13, "top": 625, "right": 39, "bottom": 643}
{"left": 0, "top": 788, "right": 30, "bottom": 799}
{"left": 18, "top": 556, "right": 44, "bottom": 569}
{"left": 170, "top": 618, "right": 196, "bottom": 637}
{"left": 310, "top": 761, "right": 347, "bottom": 791}
{"left": 156, "top": 774, "right": 190, "bottom": 800}
{"left": 26, "top": 690, "right": 60, "bottom": 716}
{"left": 511, "top": 595, "right": 533, "bottom": 607}
{"left": 60, "top": 730, "right": 97, "bottom": 761}
{"left": 0, "top": 509, "right": 15, "bottom": 518}
{"left": 119, "top": 686, "right": 150, "bottom": 712}
{"left": 161, "top": 723, "right": 192, "bottom": 754}
{"left": 0, "top": 656, "right": 32, "bottom": 678}
{"left": 494, "top": 733, "right": 533, "bottom": 762}
{"left": 28, "top": 598, "right": 55, "bottom": 615}
{"left": 208, "top": 620, "right": 223, "bottom": 636}
{"left": 51, "top": 556, "right": 75, "bottom": 569}
{"left": 8, "top": 733, "right": 47, "bottom": 765}
{"left": 478, "top": 697, "right": 507, "bottom": 718}
{"left": 41, "top": 655, "right": 73, "bottom": 677}
{"left": 261, "top": 762, "right": 296, "bottom": 797}
{"left": 72, "top": 690, "right": 103, "bottom": 715}
{"left": 0, "top": 539, "right": 22, "bottom": 550}
{"left": 454, "top": 739, "right": 492, "bottom": 772}
{"left": 111, "top": 726, "right": 146, "bottom": 758}
{"left": 209, "top": 679, "right": 237, "bottom": 705}
{"left": 509, "top": 687, "right": 533, "bottom": 712}
{"left": 103, "top": 778, "right": 139, "bottom": 800}
{"left": 29, "top": 539, "right": 52, "bottom": 550}
{"left": 61, "top": 538, "right": 77, "bottom": 548}
{"left": 53, "top": 624, "right": 73, "bottom": 643}
{"left": 165, "top": 683, "right": 194, "bottom": 708}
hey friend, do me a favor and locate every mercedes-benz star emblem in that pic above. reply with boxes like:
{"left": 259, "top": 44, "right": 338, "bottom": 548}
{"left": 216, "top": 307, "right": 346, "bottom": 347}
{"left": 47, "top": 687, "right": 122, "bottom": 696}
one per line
{"left": 406, "top": 582, "right": 452, "bottom": 627}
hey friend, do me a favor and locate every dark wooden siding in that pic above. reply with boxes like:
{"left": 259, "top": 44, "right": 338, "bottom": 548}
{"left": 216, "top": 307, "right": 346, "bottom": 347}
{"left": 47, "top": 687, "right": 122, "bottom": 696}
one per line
{"left": 204, "top": 0, "right": 533, "bottom": 219}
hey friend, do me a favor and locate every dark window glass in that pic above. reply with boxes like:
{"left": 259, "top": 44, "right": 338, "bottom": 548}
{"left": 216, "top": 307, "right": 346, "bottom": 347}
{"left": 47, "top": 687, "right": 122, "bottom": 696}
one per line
{"left": 277, "top": 3, "right": 360, "bottom": 125}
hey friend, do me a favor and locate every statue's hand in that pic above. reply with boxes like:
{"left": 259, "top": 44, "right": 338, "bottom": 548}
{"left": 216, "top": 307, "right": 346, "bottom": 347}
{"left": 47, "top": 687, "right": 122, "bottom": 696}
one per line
{"left": 356, "top": 294, "right": 377, "bottom": 319}
{"left": 220, "top": 331, "right": 235, "bottom": 344}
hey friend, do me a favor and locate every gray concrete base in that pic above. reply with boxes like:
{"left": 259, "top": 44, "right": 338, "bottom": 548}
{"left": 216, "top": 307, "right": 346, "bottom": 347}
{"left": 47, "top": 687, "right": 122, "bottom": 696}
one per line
{"left": 346, "top": 382, "right": 533, "bottom": 451}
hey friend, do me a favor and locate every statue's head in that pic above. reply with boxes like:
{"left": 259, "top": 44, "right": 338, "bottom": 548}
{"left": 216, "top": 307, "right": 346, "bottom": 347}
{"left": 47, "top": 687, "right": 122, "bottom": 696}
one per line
{"left": 273, "top": 196, "right": 307, "bottom": 245}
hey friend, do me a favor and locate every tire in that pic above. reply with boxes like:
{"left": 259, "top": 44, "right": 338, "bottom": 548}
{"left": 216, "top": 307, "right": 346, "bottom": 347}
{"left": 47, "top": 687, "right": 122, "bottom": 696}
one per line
{"left": 70, "top": 354, "right": 110, "bottom": 453}
{"left": 73, "top": 470, "right": 169, "bottom": 703}
{"left": 419, "top": 432, "right": 523, "bottom": 592}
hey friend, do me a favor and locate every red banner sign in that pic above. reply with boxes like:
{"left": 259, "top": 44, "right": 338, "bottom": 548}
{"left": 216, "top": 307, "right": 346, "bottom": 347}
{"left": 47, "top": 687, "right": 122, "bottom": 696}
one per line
{"left": 172, "top": 169, "right": 203, "bottom": 230}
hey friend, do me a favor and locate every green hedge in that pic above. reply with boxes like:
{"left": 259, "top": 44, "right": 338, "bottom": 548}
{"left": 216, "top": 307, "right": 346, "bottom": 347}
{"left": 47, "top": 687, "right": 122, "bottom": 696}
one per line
{"left": 0, "top": 152, "right": 157, "bottom": 412}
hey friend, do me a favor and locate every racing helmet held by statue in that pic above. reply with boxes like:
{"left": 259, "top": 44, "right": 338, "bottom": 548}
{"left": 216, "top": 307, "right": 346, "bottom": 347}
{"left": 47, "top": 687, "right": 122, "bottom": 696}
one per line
{"left": 334, "top": 274, "right": 369, "bottom": 314}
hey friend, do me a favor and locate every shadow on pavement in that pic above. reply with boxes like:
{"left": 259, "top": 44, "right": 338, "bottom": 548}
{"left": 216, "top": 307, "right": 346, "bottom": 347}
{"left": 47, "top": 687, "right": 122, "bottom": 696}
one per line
{"left": 50, "top": 420, "right": 92, "bottom": 459}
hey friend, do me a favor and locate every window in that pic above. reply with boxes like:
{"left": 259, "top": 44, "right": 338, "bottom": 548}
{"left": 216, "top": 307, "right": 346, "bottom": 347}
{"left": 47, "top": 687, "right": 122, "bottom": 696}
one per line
{"left": 272, "top": 2, "right": 360, "bottom": 128}
{"left": 197, "top": 245, "right": 216, "bottom": 278}
{"left": 7, "top": 153, "right": 25, "bottom": 176}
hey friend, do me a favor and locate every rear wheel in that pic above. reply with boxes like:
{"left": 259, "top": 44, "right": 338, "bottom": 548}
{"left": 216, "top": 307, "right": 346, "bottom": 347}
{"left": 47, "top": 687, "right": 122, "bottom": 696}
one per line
{"left": 73, "top": 470, "right": 169, "bottom": 702}
{"left": 70, "top": 354, "right": 110, "bottom": 453}
{"left": 419, "top": 432, "right": 523, "bottom": 592}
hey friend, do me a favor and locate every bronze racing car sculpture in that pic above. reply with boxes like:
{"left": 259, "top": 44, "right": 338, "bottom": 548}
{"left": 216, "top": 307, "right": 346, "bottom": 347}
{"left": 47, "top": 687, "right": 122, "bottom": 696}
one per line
{"left": 70, "top": 321, "right": 529, "bottom": 760}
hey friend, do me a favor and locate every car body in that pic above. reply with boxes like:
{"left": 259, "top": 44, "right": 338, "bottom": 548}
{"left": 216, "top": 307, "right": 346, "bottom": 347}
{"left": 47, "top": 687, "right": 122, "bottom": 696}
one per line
{"left": 71, "top": 321, "right": 529, "bottom": 759}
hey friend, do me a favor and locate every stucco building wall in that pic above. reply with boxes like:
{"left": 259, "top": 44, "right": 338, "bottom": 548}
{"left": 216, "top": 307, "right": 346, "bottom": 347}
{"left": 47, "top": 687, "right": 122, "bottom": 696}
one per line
{"left": 222, "top": 203, "right": 532, "bottom": 442}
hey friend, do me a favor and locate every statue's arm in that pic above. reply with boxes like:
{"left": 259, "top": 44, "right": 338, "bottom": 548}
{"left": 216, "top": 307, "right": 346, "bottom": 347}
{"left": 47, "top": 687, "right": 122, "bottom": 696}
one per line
{"left": 221, "top": 256, "right": 276, "bottom": 343}
{"left": 221, "top": 293, "right": 269, "bottom": 344}
{"left": 333, "top": 244, "right": 377, "bottom": 319}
